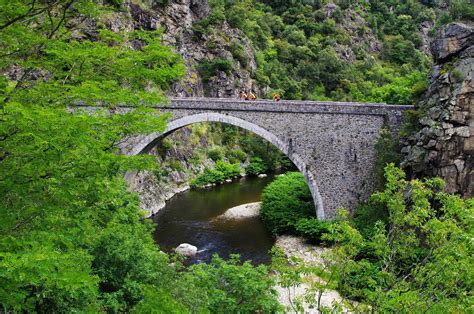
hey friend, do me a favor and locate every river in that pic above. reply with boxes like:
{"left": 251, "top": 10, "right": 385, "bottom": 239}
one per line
{"left": 152, "top": 174, "right": 276, "bottom": 265}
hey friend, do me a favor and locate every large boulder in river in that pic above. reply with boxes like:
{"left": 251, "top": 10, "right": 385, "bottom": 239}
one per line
{"left": 216, "top": 202, "right": 261, "bottom": 220}
{"left": 175, "top": 243, "right": 198, "bottom": 257}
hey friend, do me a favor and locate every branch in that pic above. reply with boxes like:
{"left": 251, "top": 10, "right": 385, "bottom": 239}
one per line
{"left": 0, "top": 0, "right": 37, "bottom": 30}
{"left": 48, "top": 0, "right": 76, "bottom": 39}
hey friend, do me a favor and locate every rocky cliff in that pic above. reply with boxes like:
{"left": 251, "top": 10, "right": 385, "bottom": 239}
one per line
{"left": 127, "top": 125, "right": 217, "bottom": 216}
{"left": 100, "top": 0, "right": 259, "bottom": 97}
{"left": 401, "top": 23, "right": 473, "bottom": 197}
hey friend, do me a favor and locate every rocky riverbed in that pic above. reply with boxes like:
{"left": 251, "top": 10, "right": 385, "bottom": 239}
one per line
{"left": 274, "top": 235, "right": 346, "bottom": 313}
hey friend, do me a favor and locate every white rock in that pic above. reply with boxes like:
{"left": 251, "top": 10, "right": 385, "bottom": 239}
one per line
{"left": 216, "top": 202, "right": 261, "bottom": 220}
{"left": 175, "top": 243, "right": 198, "bottom": 257}
{"left": 258, "top": 173, "right": 267, "bottom": 178}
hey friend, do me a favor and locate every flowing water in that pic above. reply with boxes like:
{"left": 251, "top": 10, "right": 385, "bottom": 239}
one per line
{"left": 152, "top": 175, "right": 277, "bottom": 265}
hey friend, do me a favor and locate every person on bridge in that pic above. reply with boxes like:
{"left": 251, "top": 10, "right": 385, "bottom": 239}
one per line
{"left": 241, "top": 91, "right": 248, "bottom": 101}
{"left": 249, "top": 91, "right": 256, "bottom": 101}
{"left": 273, "top": 92, "right": 281, "bottom": 102}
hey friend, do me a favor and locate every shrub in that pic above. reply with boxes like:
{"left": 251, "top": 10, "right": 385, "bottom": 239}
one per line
{"left": 168, "top": 160, "right": 183, "bottom": 172}
{"left": 245, "top": 157, "right": 267, "bottom": 176}
{"left": 230, "top": 42, "right": 249, "bottom": 68}
{"left": 338, "top": 260, "right": 384, "bottom": 302}
{"left": 196, "top": 58, "right": 233, "bottom": 83}
{"left": 260, "top": 172, "right": 315, "bottom": 234}
{"left": 215, "top": 160, "right": 241, "bottom": 178}
{"left": 207, "top": 147, "right": 224, "bottom": 161}
{"left": 190, "top": 168, "right": 224, "bottom": 188}
{"left": 189, "top": 255, "right": 281, "bottom": 312}
{"left": 374, "top": 128, "right": 401, "bottom": 188}
{"left": 295, "top": 218, "right": 334, "bottom": 244}
{"left": 190, "top": 161, "right": 241, "bottom": 188}
{"left": 351, "top": 203, "right": 389, "bottom": 238}
{"left": 226, "top": 149, "right": 247, "bottom": 163}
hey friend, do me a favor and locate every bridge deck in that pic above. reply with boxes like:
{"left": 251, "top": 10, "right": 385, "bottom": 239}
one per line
{"left": 162, "top": 97, "right": 413, "bottom": 116}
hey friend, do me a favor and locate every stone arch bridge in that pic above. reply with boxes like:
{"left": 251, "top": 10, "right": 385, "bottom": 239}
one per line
{"left": 119, "top": 98, "right": 411, "bottom": 220}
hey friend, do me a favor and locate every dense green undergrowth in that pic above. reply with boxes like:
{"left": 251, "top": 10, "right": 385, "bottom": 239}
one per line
{"left": 159, "top": 122, "right": 293, "bottom": 188}
{"left": 190, "top": 160, "right": 241, "bottom": 187}
{"left": 260, "top": 166, "right": 473, "bottom": 312}
{"left": 260, "top": 172, "right": 335, "bottom": 244}
{"left": 194, "top": 0, "right": 471, "bottom": 103}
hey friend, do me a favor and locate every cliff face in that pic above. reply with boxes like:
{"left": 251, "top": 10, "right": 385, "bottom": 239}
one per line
{"left": 401, "top": 23, "right": 473, "bottom": 197}
{"left": 127, "top": 125, "right": 217, "bottom": 216}
{"left": 101, "top": 0, "right": 259, "bottom": 98}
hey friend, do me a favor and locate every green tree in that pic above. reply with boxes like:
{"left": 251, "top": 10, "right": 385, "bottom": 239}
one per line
{"left": 327, "top": 164, "right": 474, "bottom": 312}
{"left": 188, "top": 254, "right": 282, "bottom": 312}
{"left": 0, "top": 0, "right": 187, "bottom": 311}
{"left": 260, "top": 172, "right": 315, "bottom": 233}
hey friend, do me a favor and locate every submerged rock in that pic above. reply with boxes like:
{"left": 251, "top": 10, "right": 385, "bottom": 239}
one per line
{"left": 175, "top": 243, "right": 198, "bottom": 257}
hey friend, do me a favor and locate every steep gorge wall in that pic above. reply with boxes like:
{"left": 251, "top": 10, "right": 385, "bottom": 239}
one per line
{"left": 127, "top": 125, "right": 217, "bottom": 215}
{"left": 401, "top": 23, "right": 473, "bottom": 197}
{"left": 100, "top": 0, "right": 260, "bottom": 97}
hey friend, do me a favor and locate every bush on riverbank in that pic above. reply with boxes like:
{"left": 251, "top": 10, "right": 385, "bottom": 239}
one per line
{"left": 190, "top": 161, "right": 241, "bottom": 188}
{"left": 260, "top": 172, "right": 316, "bottom": 234}
{"left": 246, "top": 157, "right": 268, "bottom": 176}
{"left": 295, "top": 218, "right": 334, "bottom": 244}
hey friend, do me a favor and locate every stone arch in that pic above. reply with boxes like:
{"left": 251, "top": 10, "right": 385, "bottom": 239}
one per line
{"left": 128, "top": 112, "right": 326, "bottom": 219}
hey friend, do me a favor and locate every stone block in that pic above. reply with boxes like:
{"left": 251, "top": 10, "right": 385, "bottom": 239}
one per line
{"left": 454, "top": 126, "right": 470, "bottom": 137}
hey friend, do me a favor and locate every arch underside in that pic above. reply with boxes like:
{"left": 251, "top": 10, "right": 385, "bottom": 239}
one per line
{"left": 131, "top": 112, "right": 326, "bottom": 220}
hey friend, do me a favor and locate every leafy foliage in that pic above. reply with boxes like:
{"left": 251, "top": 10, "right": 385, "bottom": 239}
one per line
{"left": 245, "top": 156, "right": 268, "bottom": 176}
{"left": 187, "top": 254, "right": 282, "bottom": 312}
{"left": 190, "top": 161, "right": 241, "bottom": 188}
{"left": 260, "top": 172, "right": 316, "bottom": 234}
{"left": 374, "top": 128, "right": 402, "bottom": 188}
{"left": 193, "top": 0, "right": 470, "bottom": 103}
{"left": 325, "top": 164, "right": 474, "bottom": 312}
{"left": 295, "top": 218, "right": 334, "bottom": 244}
{"left": 196, "top": 58, "right": 233, "bottom": 83}
{"left": 0, "top": 1, "right": 282, "bottom": 312}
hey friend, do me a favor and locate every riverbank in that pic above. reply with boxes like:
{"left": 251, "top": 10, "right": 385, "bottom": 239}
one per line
{"left": 220, "top": 201, "right": 346, "bottom": 312}
{"left": 274, "top": 235, "right": 346, "bottom": 312}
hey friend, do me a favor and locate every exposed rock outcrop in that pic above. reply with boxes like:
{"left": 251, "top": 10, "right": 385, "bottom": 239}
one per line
{"left": 401, "top": 22, "right": 473, "bottom": 197}
{"left": 120, "top": 0, "right": 259, "bottom": 97}
{"left": 126, "top": 125, "right": 216, "bottom": 216}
